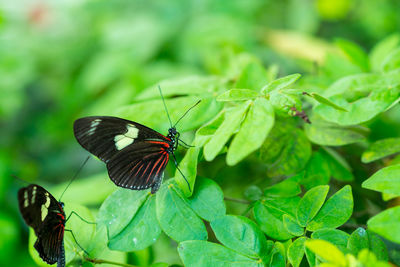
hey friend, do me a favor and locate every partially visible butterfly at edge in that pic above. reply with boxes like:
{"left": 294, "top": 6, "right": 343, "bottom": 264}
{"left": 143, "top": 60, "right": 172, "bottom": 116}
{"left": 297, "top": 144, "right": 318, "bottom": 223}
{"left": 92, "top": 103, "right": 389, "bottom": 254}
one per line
{"left": 18, "top": 184, "right": 67, "bottom": 267}
{"left": 73, "top": 88, "right": 200, "bottom": 194}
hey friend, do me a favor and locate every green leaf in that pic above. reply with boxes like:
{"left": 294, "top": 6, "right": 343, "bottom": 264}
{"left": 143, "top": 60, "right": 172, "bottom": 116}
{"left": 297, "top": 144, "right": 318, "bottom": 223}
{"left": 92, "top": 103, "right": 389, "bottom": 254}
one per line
{"left": 321, "top": 148, "right": 354, "bottom": 182}
{"left": 261, "top": 73, "right": 301, "bottom": 94}
{"left": 188, "top": 177, "right": 226, "bottom": 221}
{"left": 264, "top": 174, "right": 302, "bottom": 198}
{"left": 362, "top": 164, "right": 400, "bottom": 196}
{"left": 301, "top": 152, "right": 331, "bottom": 190}
{"left": 283, "top": 214, "right": 304, "bottom": 236}
{"left": 311, "top": 229, "right": 349, "bottom": 252}
{"left": 156, "top": 181, "right": 207, "bottom": 242}
{"left": 227, "top": 98, "right": 275, "bottom": 165}
{"left": 97, "top": 189, "right": 148, "bottom": 238}
{"left": 211, "top": 215, "right": 270, "bottom": 260}
{"left": 194, "top": 110, "right": 225, "bottom": 147}
{"left": 357, "top": 249, "right": 392, "bottom": 267}
{"left": 362, "top": 138, "right": 400, "bottom": 163}
{"left": 381, "top": 48, "right": 400, "bottom": 72}
{"left": 305, "top": 246, "right": 318, "bottom": 267}
{"left": 268, "top": 89, "right": 302, "bottom": 115}
{"left": 307, "top": 185, "right": 353, "bottom": 231}
{"left": 175, "top": 147, "right": 200, "bottom": 197}
{"left": 108, "top": 194, "right": 161, "bottom": 251}
{"left": 304, "top": 117, "right": 366, "bottom": 146}
{"left": 305, "top": 240, "right": 346, "bottom": 267}
{"left": 253, "top": 197, "right": 300, "bottom": 240}
{"left": 260, "top": 122, "right": 311, "bottom": 177}
{"left": 288, "top": 237, "right": 307, "bottom": 267}
{"left": 309, "top": 92, "right": 348, "bottom": 111}
{"left": 347, "top": 227, "right": 388, "bottom": 261}
{"left": 178, "top": 240, "right": 264, "bottom": 267}
{"left": 235, "top": 61, "right": 270, "bottom": 91}
{"left": 367, "top": 206, "right": 400, "bottom": 244}
{"left": 370, "top": 34, "right": 400, "bottom": 72}
{"left": 335, "top": 39, "right": 369, "bottom": 71}
{"left": 217, "top": 89, "right": 259, "bottom": 102}
{"left": 297, "top": 185, "right": 329, "bottom": 227}
{"left": 203, "top": 101, "right": 250, "bottom": 161}
{"left": 270, "top": 242, "right": 286, "bottom": 267}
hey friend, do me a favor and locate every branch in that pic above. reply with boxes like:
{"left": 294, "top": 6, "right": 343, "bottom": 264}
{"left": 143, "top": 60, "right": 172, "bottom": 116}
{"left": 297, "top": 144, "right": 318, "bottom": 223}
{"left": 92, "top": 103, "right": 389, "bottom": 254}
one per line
{"left": 224, "top": 196, "right": 251, "bottom": 205}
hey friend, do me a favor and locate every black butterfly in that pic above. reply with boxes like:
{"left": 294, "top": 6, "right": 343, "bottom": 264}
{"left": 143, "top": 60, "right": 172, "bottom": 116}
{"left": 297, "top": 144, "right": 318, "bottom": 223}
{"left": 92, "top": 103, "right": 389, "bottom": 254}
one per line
{"left": 74, "top": 116, "right": 180, "bottom": 194}
{"left": 18, "top": 184, "right": 66, "bottom": 267}
{"left": 73, "top": 93, "right": 199, "bottom": 194}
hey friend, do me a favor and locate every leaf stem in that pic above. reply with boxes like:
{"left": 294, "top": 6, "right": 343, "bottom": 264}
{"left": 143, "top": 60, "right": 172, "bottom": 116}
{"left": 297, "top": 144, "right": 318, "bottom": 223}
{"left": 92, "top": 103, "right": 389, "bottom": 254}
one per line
{"left": 84, "top": 256, "right": 139, "bottom": 267}
{"left": 224, "top": 196, "right": 251, "bottom": 204}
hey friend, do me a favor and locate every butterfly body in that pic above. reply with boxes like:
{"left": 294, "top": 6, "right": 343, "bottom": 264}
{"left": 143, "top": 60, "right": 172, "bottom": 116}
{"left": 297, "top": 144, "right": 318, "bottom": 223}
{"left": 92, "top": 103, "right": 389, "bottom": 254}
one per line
{"left": 74, "top": 116, "right": 179, "bottom": 194}
{"left": 18, "top": 184, "right": 66, "bottom": 266}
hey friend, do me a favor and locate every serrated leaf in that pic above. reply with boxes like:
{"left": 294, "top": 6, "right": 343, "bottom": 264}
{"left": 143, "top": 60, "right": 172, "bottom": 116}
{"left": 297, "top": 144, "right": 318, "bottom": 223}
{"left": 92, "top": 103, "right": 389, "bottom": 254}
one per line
{"left": 307, "top": 186, "right": 353, "bottom": 231}
{"left": 297, "top": 185, "right": 329, "bottom": 227}
{"left": 227, "top": 98, "right": 274, "bottom": 165}
{"left": 178, "top": 240, "right": 264, "bottom": 267}
{"left": 203, "top": 101, "right": 250, "bottom": 161}
{"left": 362, "top": 138, "right": 400, "bottom": 163}
{"left": 261, "top": 73, "right": 301, "bottom": 94}
{"left": 309, "top": 92, "right": 348, "bottom": 111}
{"left": 288, "top": 237, "right": 307, "bottom": 267}
{"left": 156, "top": 181, "right": 207, "bottom": 242}
{"left": 362, "top": 164, "right": 400, "bottom": 196}
{"left": 367, "top": 206, "right": 400, "bottom": 244}
{"left": 188, "top": 178, "right": 226, "bottom": 221}
{"left": 211, "top": 215, "right": 270, "bottom": 260}
{"left": 108, "top": 194, "right": 161, "bottom": 251}
{"left": 217, "top": 89, "right": 259, "bottom": 102}
{"left": 175, "top": 147, "right": 200, "bottom": 197}
{"left": 305, "top": 240, "right": 346, "bottom": 267}
{"left": 283, "top": 214, "right": 304, "bottom": 236}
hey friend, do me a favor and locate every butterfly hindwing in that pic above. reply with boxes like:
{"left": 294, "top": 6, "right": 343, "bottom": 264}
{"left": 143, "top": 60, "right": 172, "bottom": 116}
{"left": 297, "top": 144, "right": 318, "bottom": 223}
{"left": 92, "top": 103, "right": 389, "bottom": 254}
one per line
{"left": 18, "top": 185, "right": 65, "bottom": 265}
{"left": 74, "top": 116, "right": 172, "bottom": 192}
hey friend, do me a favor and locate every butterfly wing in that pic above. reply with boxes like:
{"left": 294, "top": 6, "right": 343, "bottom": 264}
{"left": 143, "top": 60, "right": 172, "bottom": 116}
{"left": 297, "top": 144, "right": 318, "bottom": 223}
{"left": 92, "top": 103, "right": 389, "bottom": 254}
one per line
{"left": 18, "top": 185, "right": 65, "bottom": 265}
{"left": 73, "top": 116, "right": 172, "bottom": 192}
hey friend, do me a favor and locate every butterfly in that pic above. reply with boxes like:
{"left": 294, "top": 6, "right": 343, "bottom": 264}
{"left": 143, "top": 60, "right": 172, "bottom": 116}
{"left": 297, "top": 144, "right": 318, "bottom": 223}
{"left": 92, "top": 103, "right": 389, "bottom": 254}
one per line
{"left": 73, "top": 92, "right": 199, "bottom": 194}
{"left": 18, "top": 184, "right": 66, "bottom": 267}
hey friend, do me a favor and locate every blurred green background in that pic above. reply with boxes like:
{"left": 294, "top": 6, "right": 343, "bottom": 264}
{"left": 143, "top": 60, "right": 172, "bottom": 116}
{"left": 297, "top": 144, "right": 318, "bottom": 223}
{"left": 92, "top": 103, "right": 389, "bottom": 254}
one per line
{"left": 1, "top": 0, "right": 400, "bottom": 266}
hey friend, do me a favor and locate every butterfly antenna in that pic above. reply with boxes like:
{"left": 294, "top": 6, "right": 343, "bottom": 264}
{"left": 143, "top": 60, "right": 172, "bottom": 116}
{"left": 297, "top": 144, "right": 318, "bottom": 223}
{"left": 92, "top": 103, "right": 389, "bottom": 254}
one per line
{"left": 173, "top": 100, "right": 201, "bottom": 128}
{"left": 158, "top": 85, "right": 173, "bottom": 128}
{"left": 58, "top": 156, "right": 90, "bottom": 202}
{"left": 11, "top": 174, "right": 29, "bottom": 185}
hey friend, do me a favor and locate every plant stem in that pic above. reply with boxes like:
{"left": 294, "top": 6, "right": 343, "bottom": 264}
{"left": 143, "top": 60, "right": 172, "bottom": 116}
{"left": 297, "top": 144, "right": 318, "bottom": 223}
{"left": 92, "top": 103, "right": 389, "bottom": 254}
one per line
{"left": 84, "top": 256, "right": 139, "bottom": 267}
{"left": 224, "top": 196, "right": 251, "bottom": 204}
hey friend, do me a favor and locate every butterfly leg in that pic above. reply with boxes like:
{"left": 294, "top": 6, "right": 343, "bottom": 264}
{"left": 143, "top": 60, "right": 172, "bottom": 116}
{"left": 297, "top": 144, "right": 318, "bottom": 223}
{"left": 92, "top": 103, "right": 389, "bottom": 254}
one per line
{"left": 66, "top": 211, "right": 96, "bottom": 225}
{"left": 64, "top": 229, "right": 90, "bottom": 256}
{"left": 177, "top": 138, "right": 195, "bottom": 149}
{"left": 172, "top": 153, "right": 191, "bottom": 192}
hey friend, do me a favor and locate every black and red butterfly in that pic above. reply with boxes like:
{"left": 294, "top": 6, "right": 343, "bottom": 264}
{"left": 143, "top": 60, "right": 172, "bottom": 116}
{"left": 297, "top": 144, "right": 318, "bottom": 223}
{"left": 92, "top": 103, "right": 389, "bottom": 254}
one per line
{"left": 73, "top": 92, "right": 199, "bottom": 194}
{"left": 18, "top": 184, "right": 66, "bottom": 267}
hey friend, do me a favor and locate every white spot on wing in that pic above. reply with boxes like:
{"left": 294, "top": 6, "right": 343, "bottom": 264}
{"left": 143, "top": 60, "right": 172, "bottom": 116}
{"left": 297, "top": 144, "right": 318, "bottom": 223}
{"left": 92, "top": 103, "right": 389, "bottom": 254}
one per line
{"left": 24, "top": 190, "right": 29, "bottom": 207}
{"left": 114, "top": 124, "right": 139, "bottom": 150}
{"left": 88, "top": 119, "right": 101, "bottom": 136}
{"left": 31, "top": 186, "right": 37, "bottom": 204}
{"left": 41, "top": 193, "right": 51, "bottom": 221}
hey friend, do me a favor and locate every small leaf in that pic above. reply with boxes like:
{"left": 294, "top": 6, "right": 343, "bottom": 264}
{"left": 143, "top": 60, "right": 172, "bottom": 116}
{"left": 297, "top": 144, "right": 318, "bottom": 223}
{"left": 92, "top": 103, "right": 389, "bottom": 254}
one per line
{"left": 381, "top": 48, "right": 400, "bottom": 72}
{"left": 108, "top": 194, "right": 161, "bottom": 251}
{"left": 217, "top": 89, "right": 259, "bottom": 102}
{"left": 203, "top": 101, "right": 250, "bottom": 161}
{"left": 283, "top": 214, "right": 304, "bottom": 236}
{"left": 188, "top": 178, "right": 226, "bottom": 221}
{"left": 309, "top": 92, "right": 348, "bottom": 111}
{"left": 156, "top": 181, "right": 207, "bottom": 242}
{"left": 270, "top": 242, "right": 286, "bottom": 267}
{"left": 307, "top": 185, "right": 353, "bottom": 231}
{"left": 235, "top": 61, "right": 270, "bottom": 91}
{"left": 305, "top": 240, "right": 346, "bottom": 267}
{"left": 335, "top": 39, "right": 369, "bottom": 71}
{"left": 175, "top": 147, "right": 200, "bottom": 197}
{"left": 367, "top": 206, "right": 400, "bottom": 244}
{"left": 297, "top": 185, "right": 329, "bottom": 227}
{"left": 362, "top": 138, "right": 400, "bottom": 163}
{"left": 301, "top": 152, "right": 331, "bottom": 190}
{"left": 211, "top": 215, "right": 270, "bottom": 260}
{"left": 311, "top": 229, "right": 349, "bottom": 252}
{"left": 227, "top": 98, "right": 275, "bottom": 165}
{"left": 288, "top": 237, "right": 307, "bottom": 267}
{"left": 370, "top": 34, "right": 400, "bottom": 72}
{"left": 362, "top": 164, "right": 400, "bottom": 196}
{"left": 347, "top": 227, "right": 388, "bottom": 261}
{"left": 264, "top": 174, "right": 302, "bottom": 198}
{"left": 194, "top": 110, "right": 225, "bottom": 147}
{"left": 321, "top": 148, "right": 354, "bottom": 182}
{"left": 261, "top": 73, "right": 301, "bottom": 94}
{"left": 178, "top": 240, "right": 264, "bottom": 267}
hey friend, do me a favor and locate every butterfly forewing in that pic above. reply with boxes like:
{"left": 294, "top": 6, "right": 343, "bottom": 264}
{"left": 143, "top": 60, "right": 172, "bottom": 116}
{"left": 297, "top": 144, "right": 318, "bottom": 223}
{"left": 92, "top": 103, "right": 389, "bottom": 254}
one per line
{"left": 18, "top": 185, "right": 65, "bottom": 265}
{"left": 73, "top": 116, "right": 173, "bottom": 193}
